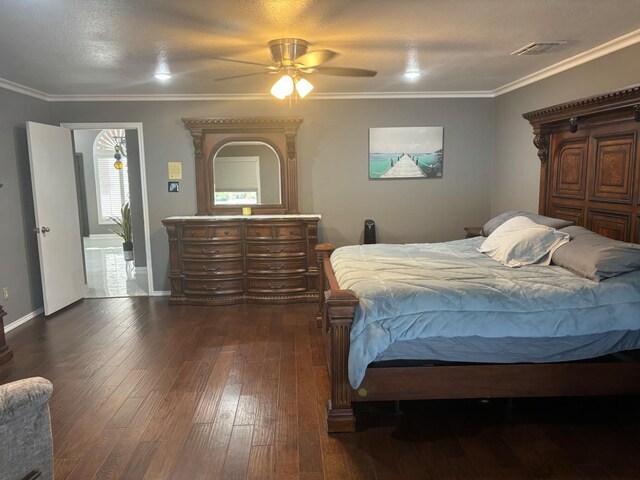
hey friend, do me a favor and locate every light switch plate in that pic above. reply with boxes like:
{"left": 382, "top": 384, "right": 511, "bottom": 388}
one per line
{"left": 168, "top": 162, "right": 182, "bottom": 180}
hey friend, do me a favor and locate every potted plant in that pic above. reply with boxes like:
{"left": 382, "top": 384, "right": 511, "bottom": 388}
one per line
{"left": 110, "top": 201, "right": 134, "bottom": 261}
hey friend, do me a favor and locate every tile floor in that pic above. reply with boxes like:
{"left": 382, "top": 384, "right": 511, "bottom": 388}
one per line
{"left": 83, "top": 235, "right": 149, "bottom": 297}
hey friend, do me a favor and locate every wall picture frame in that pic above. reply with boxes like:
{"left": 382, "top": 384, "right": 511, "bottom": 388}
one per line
{"left": 369, "top": 126, "right": 444, "bottom": 179}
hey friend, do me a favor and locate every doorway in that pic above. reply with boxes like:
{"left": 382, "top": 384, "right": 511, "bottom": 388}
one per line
{"left": 63, "top": 123, "right": 153, "bottom": 298}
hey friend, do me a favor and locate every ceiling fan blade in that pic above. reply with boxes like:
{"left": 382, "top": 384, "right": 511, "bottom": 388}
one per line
{"left": 211, "top": 57, "right": 275, "bottom": 69}
{"left": 215, "top": 71, "right": 272, "bottom": 81}
{"left": 295, "top": 49, "right": 339, "bottom": 68}
{"left": 313, "top": 66, "right": 377, "bottom": 77}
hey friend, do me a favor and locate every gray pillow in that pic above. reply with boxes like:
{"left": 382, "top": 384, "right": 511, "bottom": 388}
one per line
{"left": 551, "top": 226, "right": 640, "bottom": 281}
{"left": 481, "top": 210, "right": 573, "bottom": 236}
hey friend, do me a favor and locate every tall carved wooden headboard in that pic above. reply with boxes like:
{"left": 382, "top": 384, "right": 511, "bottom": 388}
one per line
{"left": 524, "top": 85, "right": 640, "bottom": 243}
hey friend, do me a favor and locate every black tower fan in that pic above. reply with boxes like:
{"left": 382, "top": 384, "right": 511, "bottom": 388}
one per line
{"left": 364, "top": 219, "right": 376, "bottom": 244}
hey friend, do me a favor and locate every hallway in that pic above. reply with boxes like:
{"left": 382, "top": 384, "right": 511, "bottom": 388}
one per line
{"left": 83, "top": 235, "right": 148, "bottom": 298}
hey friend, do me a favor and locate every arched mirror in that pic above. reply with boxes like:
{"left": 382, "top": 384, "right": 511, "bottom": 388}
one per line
{"left": 212, "top": 141, "right": 281, "bottom": 206}
{"left": 183, "top": 117, "right": 302, "bottom": 215}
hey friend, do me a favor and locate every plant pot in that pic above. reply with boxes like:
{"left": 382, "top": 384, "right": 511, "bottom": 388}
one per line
{"left": 123, "top": 242, "right": 134, "bottom": 262}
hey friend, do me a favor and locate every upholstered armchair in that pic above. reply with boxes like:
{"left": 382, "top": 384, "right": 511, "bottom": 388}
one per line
{"left": 0, "top": 377, "right": 54, "bottom": 480}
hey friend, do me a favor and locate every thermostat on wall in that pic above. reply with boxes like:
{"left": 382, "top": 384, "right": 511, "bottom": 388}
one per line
{"left": 168, "top": 181, "right": 180, "bottom": 193}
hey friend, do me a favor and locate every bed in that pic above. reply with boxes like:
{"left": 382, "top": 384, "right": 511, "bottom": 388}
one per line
{"left": 316, "top": 84, "right": 640, "bottom": 433}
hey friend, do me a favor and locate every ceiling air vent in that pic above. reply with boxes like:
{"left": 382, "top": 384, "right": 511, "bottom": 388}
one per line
{"left": 511, "top": 41, "right": 567, "bottom": 56}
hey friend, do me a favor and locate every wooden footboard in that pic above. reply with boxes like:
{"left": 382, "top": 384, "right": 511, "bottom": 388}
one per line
{"left": 316, "top": 243, "right": 359, "bottom": 432}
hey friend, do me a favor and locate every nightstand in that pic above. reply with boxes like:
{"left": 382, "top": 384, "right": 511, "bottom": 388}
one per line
{"left": 464, "top": 226, "right": 483, "bottom": 238}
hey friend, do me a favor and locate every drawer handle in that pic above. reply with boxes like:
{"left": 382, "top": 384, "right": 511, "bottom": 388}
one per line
{"left": 267, "top": 247, "right": 284, "bottom": 254}
{"left": 203, "top": 284, "right": 220, "bottom": 291}
{"left": 289, "top": 229, "right": 295, "bottom": 235}
{"left": 201, "top": 248, "right": 219, "bottom": 255}
{"left": 224, "top": 230, "right": 230, "bottom": 235}
{"left": 203, "top": 265, "right": 220, "bottom": 272}
{"left": 267, "top": 264, "right": 285, "bottom": 271}
{"left": 255, "top": 229, "right": 261, "bottom": 235}
{"left": 268, "top": 282, "right": 285, "bottom": 289}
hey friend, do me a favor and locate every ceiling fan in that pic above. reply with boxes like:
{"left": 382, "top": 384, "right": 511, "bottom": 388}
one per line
{"left": 213, "top": 38, "right": 377, "bottom": 99}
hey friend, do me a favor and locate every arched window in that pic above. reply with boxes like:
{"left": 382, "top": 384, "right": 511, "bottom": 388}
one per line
{"left": 94, "top": 129, "right": 130, "bottom": 224}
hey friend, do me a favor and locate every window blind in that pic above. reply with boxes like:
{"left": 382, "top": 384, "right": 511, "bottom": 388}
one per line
{"left": 96, "top": 156, "right": 129, "bottom": 224}
{"left": 214, "top": 157, "right": 260, "bottom": 192}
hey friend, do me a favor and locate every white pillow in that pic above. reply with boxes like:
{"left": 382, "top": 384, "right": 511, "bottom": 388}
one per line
{"left": 478, "top": 216, "right": 570, "bottom": 267}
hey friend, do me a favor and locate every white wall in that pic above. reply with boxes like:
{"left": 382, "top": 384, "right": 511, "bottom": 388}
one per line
{"left": 0, "top": 89, "right": 50, "bottom": 325}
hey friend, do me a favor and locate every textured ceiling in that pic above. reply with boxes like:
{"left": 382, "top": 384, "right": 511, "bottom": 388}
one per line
{"left": 0, "top": 0, "right": 639, "bottom": 96}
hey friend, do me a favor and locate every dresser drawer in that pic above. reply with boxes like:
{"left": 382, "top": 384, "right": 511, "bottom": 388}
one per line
{"left": 275, "top": 224, "right": 305, "bottom": 239}
{"left": 182, "top": 242, "right": 242, "bottom": 259}
{"left": 246, "top": 240, "right": 306, "bottom": 257}
{"left": 183, "top": 259, "right": 244, "bottom": 276}
{"left": 246, "top": 225, "right": 273, "bottom": 239}
{"left": 247, "top": 276, "right": 306, "bottom": 294}
{"left": 182, "top": 224, "right": 242, "bottom": 241}
{"left": 183, "top": 277, "right": 244, "bottom": 295}
{"left": 247, "top": 258, "right": 306, "bottom": 274}
{"left": 246, "top": 223, "right": 305, "bottom": 240}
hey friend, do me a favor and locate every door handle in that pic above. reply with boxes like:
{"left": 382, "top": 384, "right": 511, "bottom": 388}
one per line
{"left": 41, "top": 226, "right": 51, "bottom": 234}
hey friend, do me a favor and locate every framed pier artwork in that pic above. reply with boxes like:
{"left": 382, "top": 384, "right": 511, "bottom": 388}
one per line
{"left": 369, "top": 126, "right": 444, "bottom": 179}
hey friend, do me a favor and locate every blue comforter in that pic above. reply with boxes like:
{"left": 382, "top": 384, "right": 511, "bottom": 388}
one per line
{"left": 330, "top": 238, "right": 640, "bottom": 388}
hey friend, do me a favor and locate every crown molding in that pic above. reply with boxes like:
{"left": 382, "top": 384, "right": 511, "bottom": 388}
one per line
{"left": 0, "top": 77, "right": 49, "bottom": 101}
{"left": 1, "top": 28, "right": 638, "bottom": 102}
{"left": 309, "top": 91, "right": 494, "bottom": 99}
{"left": 493, "top": 28, "right": 640, "bottom": 97}
{"left": 0, "top": 79, "right": 493, "bottom": 100}
{"left": 43, "top": 91, "right": 494, "bottom": 101}
{"left": 48, "top": 93, "right": 273, "bottom": 102}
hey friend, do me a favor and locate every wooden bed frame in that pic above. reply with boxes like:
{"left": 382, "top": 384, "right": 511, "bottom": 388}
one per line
{"left": 316, "top": 84, "right": 640, "bottom": 433}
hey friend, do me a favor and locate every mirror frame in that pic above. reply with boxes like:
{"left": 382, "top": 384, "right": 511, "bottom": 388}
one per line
{"left": 182, "top": 116, "right": 303, "bottom": 215}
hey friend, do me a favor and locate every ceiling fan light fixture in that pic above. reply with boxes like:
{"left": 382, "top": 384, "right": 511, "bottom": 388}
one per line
{"left": 295, "top": 77, "right": 314, "bottom": 98}
{"left": 271, "top": 74, "right": 294, "bottom": 99}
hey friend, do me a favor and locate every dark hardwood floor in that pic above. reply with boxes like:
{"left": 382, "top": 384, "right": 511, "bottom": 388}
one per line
{"left": 2, "top": 298, "right": 640, "bottom": 479}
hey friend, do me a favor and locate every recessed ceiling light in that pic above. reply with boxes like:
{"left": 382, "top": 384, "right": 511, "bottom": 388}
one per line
{"left": 154, "top": 73, "right": 172, "bottom": 81}
{"left": 404, "top": 71, "right": 421, "bottom": 80}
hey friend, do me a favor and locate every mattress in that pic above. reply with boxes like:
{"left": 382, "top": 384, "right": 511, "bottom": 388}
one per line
{"left": 330, "top": 237, "right": 640, "bottom": 388}
{"left": 374, "top": 331, "right": 640, "bottom": 364}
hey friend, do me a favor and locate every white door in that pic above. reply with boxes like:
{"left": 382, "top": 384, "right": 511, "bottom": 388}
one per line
{"left": 27, "top": 122, "right": 85, "bottom": 315}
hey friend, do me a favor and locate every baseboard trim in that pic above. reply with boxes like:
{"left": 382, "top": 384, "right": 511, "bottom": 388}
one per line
{"left": 152, "top": 291, "right": 171, "bottom": 297}
{"left": 4, "top": 307, "right": 44, "bottom": 333}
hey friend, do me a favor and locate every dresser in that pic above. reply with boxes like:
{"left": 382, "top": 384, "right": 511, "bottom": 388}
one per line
{"left": 162, "top": 215, "right": 321, "bottom": 305}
